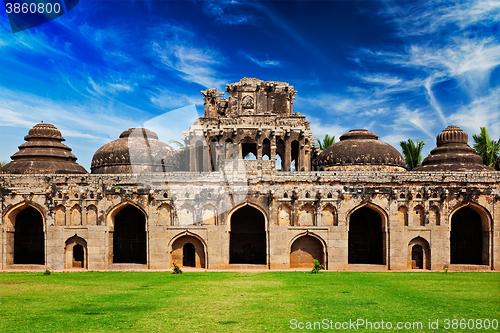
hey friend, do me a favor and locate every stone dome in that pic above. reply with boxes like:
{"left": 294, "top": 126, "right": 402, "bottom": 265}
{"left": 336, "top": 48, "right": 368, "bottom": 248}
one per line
{"left": 413, "top": 126, "right": 495, "bottom": 172}
{"left": 91, "top": 128, "right": 180, "bottom": 174}
{"left": 0, "top": 123, "right": 87, "bottom": 174}
{"left": 313, "top": 129, "right": 406, "bottom": 171}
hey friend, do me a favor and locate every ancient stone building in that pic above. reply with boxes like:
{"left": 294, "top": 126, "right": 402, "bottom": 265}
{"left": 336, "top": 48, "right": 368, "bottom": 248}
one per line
{"left": 1, "top": 78, "right": 499, "bottom": 271}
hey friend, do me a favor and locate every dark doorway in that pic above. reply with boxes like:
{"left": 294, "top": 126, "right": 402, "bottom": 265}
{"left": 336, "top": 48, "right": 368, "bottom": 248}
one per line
{"left": 14, "top": 207, "right": 44, "bottom": 264}
{"left": 451, "top": 207, "right": 483, "bottom": 264}
{"left": 113, "top": 205, "right": 147, "bottom": 264}
{"left": 230, "top": 206, "right": 266, "bottom": 264}
{"left": 412, "top": 245, "right": 423, "bottom": 269}
{"left": 348, "top": 207, "right": 383, "bottom": 264}
{"left": 73, "top": 244, "right": 84, "bottom": 268}
{"left": 183, "top": 243, "right": 196, "bottom": 267}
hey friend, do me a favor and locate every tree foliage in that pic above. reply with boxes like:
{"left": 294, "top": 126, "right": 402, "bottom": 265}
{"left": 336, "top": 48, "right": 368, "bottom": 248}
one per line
{"left": 318, "top": 135, "right": 335, "bottom": 150}
{"left": 400, "top": 139, "right": 425, "bottom": 171}
{"left": 472, "top": 127, "right": 500, "bottom": 167}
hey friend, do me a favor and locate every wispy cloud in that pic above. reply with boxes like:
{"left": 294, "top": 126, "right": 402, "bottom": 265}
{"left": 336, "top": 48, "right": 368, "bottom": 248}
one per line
{"left": 240, "top": 52, "right": 282, "bottom": 68}
{"left": 202, "top": 0, "right": 256, "bottom": 25}
{"left": 150, "top": 24, "right": 226, "bottom": 88}
{"left": 149, "top": 88, "right": 201, "bottom": 110}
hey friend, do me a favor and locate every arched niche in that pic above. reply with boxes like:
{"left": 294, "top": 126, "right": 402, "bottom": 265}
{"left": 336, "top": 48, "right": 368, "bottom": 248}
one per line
{"left": 407, "top": 237, "right": 430, "bottom": 270}
{"left": 65, "top": 235, "right": 87, "bottom": 269}
{"left": 290, "top": 233, "right": 326, "bottom": 269}
{"left": 170, "top": 233, "right": 206, "bottom": 268}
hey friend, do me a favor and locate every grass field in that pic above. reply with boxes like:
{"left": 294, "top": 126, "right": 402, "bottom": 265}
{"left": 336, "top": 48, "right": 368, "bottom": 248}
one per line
{"left": 0, "top": 271, "right": 498, "bottom": 332}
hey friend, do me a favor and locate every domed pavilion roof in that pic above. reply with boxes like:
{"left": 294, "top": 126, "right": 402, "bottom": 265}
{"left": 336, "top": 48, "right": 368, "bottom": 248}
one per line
{"left": 91, "top": 128, "right": 180, "bottom": 174}
{"left": 412, "top": 126, "right": 495, "bottom": 172}
{"left": 0, "top": 123, "right": 87, "bottom": 174}
{"left": 313, "top": 129, "right": 406, "bottom": 171}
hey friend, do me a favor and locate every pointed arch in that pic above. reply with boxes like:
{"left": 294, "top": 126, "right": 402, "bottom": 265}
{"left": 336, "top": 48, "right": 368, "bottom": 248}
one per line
{"left": 86, "top": 205, "right": 97, "bottom": 226}
{"left": 64, "top": 235, "right": 87, "bottom": 269}
{"left": 106, "top": 201, "right": 147, "bottom": 230}
{"left": 169, "top": 231, "right": 207, "bottom": 269}
{"left": 289, "top": 232, "right": 327, "bottom": 269}
{"left": 157, "top": 203, "right": 173, "bottom": 226}
{"left": 202, "top": 204, "right": 217, "bottom": 225}
{"left": 413, "top": 205, "right": 425, "bottom": 226}
{"left": 407, "top": 237, "right": 430, "bottom": 270}
{"left": 298, "top": 204, "right": 315, "bottom": 226}
{"left": 398, "top": 206, "right": 408, "bottom": 226}
{"left": 449, "top": 202, "right": 491, "bottom": 266}
{"left": 70, "top": 204, "right": 82, "bottom": 226}
{"left": 321, "top": 204, "right": 336, "bottom": 226}
{"left": 347, "top": 202, "right": 387, "bottom": 265}
{"left": 278, "top": 204, "right": 292, "bottom": 226}
{"left": 55, "top": 205, "right": 66, "bottom": 226}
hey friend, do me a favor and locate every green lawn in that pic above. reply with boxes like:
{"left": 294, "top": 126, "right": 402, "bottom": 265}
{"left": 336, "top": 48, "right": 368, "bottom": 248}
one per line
{"left": 0, "top": 271, "right": 498, "bottom": 332}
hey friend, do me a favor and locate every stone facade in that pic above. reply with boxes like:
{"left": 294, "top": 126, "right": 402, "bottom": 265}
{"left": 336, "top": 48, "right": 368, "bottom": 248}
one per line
{"left": 1, "top": 78, "right": 499, "bottom": 271}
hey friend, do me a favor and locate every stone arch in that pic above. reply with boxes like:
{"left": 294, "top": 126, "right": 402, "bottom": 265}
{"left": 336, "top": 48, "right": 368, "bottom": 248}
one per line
{"left": 278, "top": 204, "right": 292, "bottom": 226}
{"left": 276, "top": 139, "right": 285, "bottom": 170}
{"left": 321, "top": 204, "right": 336, "bottom": 226}
{"left": 229, "top": 203, "right": 267, "bottom": 265}
{"left": 289, "top": 232, "right": 326, "bottom": 269}
{"left": 413, "top": 205, "right": 425, "bottom": 226}
{"left": 449, "top": 203, "right": 491, "bottom": 266}
{"left": 290, "top": 140, "right": 299, "bottom": 171}
{"left": 170, "top": 232, "right": 207, "bottom": 268}
{"left": 179, "top": 204, "right": 195, "bottom": 226}
{"left": 86, "top": 205, "right": 98, "bottom": 226}
{"left": 64, "top": 235, "right": 87, "bottom": 269}
{"left": 397, "top": 206, "right": 408, "bottom": 226}
{"left": 347, "top": 203, "right": 387, "bottom": 265}
{"left": 262, "top": 138, "right": 271, "bottom": 160}
{"left": 106, "top": 201, "right": 147, "bottom": 230}
{"left": 202, "top": 204, "right": 217, "bottom": 225}
{"left": 70, "top": 204, "right": 82, "bottom": 226}
{"left": 3, "top": 202, "right": 46, "bottom": 266}
{"left": 298, "top": 204, "right": 315, "bottom": 226}
{"left": 108, "top": 203, "right": 147, "bottom": 264}
{"left": 55, "top": 205, "right": 66, "bottom": 226}
{"left": 429, "top": 206, "right": 440, "bottom": 226}
{"left": 241, "top": 136, "right": 257, "bottom": 160}
{"left": 407, "top": 237, "right": 430, "bottom": 270}
{"left": 157, "top": 203, "right": 172, "bottom": 226}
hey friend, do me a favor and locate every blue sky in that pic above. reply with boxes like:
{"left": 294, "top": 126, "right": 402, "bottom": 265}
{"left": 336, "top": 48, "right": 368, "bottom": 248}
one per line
{"left": 1, "top": 0, "right": 499, "bottom": 171}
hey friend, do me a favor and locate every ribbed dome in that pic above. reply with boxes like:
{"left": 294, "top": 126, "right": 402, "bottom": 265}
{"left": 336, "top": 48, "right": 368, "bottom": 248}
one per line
{"left": 0, "top": 123, "right": 87, "bottom": 174}
{"left": 413, "top": 126, "right": 495, "bottom": 172}
{"left": 313, "top": 129, "right": 406, "bottom": 171}
{"left": 91, "top": 128, "right": 180, "bottom": 174}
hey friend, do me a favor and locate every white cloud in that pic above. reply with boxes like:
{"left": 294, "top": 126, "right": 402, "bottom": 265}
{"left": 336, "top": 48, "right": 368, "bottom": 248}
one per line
{"left": 242, "top": 53, "right": 282, "bottom": 68}
{"left": 150, "top": 24, "right": 226, "bottom": 88}
{"left": 202, "top": 0, "right": 255, "bottom": 25}
{"left": 150, "top": 89, "right": 201, "bottom": 110}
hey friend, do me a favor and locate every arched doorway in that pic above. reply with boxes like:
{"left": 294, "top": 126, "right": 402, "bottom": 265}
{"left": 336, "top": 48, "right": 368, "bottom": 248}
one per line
{"left": 348, "top": 206, "right": 383, "bottom": 264}
{"left": 65, "top": 236, "right": 87, "bottom": 269}
{"left": 183, "top": 243, "right": 196, "bottom": 267}
{"left": 113, "top": 205, "right": 147, "bottom": 264}
{"left": 451, "top": 206, "right": 484, "bottom": 265}
{"left": 407, "top": 237, "right": 430, "bottom": 270}
{"left": 171, "top": 235, "right": 206, "bottom": 268}
{"left": 73, "top": 244, "right": 84, "bottom": 268}
{"left": 230, "top": 205, "right": 266, "bottom": 264}
{"left": 14, "top": 206, "right": 44, "bottom": 265}
{"left": 412, "top": 245, "right": 423, "bottom": 269}
{"left": 290, "top": 235, "right": 324, "bottom": 268}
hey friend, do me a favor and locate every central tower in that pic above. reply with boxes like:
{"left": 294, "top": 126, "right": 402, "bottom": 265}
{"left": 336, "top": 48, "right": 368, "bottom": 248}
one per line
{"left": 181, "top": 78, "right": 317, "bottom": 172}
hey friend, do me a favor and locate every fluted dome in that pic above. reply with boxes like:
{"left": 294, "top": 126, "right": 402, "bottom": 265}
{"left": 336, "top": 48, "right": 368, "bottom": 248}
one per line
{"left": 313, "top": 129, "right": 406, "bottom": 171}
{"left": 91, "top": 128, "right": 180, "bottom": 174}
{"left": 413, "top": 126, "right": 495, "bottom": 172}
{"left": 0, "top": 123, "right": 87, "bottom": 174}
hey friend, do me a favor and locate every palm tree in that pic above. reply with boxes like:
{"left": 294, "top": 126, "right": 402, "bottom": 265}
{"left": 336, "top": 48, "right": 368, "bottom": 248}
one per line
{"left": 318, "top": 135, "right": 335, "bottom": 150}
{"left": 167, "top": 139, "right": 184, "bottom": 148}
{"left": 473, "top": 127, "right": 500, "bottom": 167}
{"left": 1, "top": 161, "right": 7, "bottom": 167}
{"left": 400, "top": 139, "right": 425, "bottom": 171}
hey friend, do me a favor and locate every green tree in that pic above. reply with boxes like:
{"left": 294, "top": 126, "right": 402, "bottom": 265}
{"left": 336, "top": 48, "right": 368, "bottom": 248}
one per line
{"left": 1, "top": 161, "right": 7, "bottom": 167}
{"left": 168, "top": 139, "right": 184, "bottom": 148}
{"left": 473, "top": 127, "right": 500, "bottom": 167}
{"left": 317, "top": 135, "right": 335, "bottom": 150}
{"left": 400, "top": 139, "right": 425, "bottom": 171}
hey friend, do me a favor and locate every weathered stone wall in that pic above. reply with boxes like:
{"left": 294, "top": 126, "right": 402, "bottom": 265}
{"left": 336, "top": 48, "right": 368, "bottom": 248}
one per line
{"left": 1, "top": 170, "right": 499, "bottom": 271}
